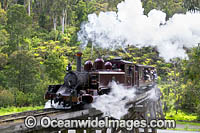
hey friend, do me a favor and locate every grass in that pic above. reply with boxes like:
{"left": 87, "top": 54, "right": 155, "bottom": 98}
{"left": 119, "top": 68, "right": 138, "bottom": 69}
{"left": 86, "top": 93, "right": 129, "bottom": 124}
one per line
{"left": 168, "top": 128, "right": 200, "bottom": 132}
{"left": 0, "top": 106, "right": 44, "bottom": 116}
{"left": 165, "top": 109, "right": 198, "bottom": 121}
{"left": 165, "top": 109, "right": 200, "bottom": 131}
{"left": 176, "top": 121, "right": 200, "bottom": 126}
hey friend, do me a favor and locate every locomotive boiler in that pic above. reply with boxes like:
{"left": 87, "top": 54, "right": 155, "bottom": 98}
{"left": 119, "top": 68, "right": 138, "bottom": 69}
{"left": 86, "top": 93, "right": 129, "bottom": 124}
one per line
{"left": 44, "top": 52, "right": 156, "bottom": 108}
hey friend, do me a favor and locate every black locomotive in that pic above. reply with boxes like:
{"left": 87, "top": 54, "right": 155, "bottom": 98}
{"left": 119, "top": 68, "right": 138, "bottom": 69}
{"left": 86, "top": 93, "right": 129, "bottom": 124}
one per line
{"left": 44, "top": 52, "right": 157, "bottom": 108}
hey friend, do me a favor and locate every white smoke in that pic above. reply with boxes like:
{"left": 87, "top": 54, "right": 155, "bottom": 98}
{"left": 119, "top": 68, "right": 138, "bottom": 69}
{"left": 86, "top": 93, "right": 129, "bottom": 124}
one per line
{"left": 147, "top": 84, "right": 161, "bottom": 101}
{"left": 44, "top": 100, "right": 71, "bottom": 109}
{"left": 92, "top": 82, "right": 161, "bottom": 119}
{"left": 78, "top": 0, "right": 200, "bottom": 61}
{"left": 92, "top": 82, "right": 136, "bottom": 119}
{"left": 44, "top": 100, "right": 52, "bottom": 108}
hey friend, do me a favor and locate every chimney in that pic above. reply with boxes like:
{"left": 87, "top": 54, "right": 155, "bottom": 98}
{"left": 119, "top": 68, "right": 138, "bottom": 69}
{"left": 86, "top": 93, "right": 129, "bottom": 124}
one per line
{"left": 76, "top": 52, "right": 82, "bottom": 72}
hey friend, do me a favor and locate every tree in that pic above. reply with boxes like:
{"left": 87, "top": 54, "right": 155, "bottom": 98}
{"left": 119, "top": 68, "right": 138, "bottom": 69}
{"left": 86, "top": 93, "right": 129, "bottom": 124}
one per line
{"left": 5, "top": 50, "right": 40, "bottom": 93}
{"left": 23, "top": 0, "right": 31, "bottom": 16}
{"left": 6, "top": 4, "right": 32, "bottom": 52}
{"left": 143, "top": 0, "right": 186, "bottom": 19}
{"left": 180, "top": 47, "right": 200, "bottom": 111}
{"left": 32, "top": 40, "right": 75, "bottom": 83}
{"left": 0, "top": 3, "right": 7, "bottom": 25}
{"left": 184, "top": 0, "right": 200, "bottom": 11}
{"left": 48, "top": 0, "right": 68, "bottom": 32}
{"left": 0, "top": 29, "right": 9, "bottom": 50}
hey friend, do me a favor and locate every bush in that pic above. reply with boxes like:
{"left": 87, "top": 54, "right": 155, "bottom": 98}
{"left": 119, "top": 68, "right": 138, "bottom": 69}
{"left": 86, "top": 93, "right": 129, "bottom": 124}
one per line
{"left": 166, "top": 110, "right": 198, "bottom": 121}
{"left": 31, "top": 82, "right": 48, "bottom": 106}
{"left": 0, "top": 90, "right": 14, "bottom": 107}
{"left": 196, "top": 104, "right": 200, "bottom": 120}
{"left": 14, "top": 81, "right": 48, "bottom": 107}
{"left": 15, "top": 90, "right": 28, "bottom": 106}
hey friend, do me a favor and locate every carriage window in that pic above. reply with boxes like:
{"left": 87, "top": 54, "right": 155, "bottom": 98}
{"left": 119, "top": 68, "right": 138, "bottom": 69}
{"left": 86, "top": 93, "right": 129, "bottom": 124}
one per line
{"left": 120, "top": 64, "right": 125, "bottom": 71}
{"left": 112, "top": 63, "right": 117, "bottom": 69}
{"left": 128, "top": 66, "right": 132, "bottom": 75}
{"left": 135, "top": 66, "right": 138, "bottom": 71}
{"left": 125, "top": 65, "right": 131, "bottom": 75}
{"left": 139, "top": 68, "right": 143, "bottom": 79}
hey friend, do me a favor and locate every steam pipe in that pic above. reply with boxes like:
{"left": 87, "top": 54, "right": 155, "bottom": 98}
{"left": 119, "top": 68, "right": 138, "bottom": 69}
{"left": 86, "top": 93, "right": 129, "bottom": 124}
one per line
{"left": 76, "top": 52, "right": 82, "bottom": 72}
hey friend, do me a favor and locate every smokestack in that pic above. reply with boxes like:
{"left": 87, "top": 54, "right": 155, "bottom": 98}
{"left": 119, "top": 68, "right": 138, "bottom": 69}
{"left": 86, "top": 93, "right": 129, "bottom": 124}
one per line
{"left": 76, "top": 52, "right": 82, "bottom": 72}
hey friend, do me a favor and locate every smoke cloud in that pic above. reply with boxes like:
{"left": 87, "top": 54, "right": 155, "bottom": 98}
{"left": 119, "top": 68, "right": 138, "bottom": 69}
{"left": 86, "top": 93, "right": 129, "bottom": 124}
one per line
{"left": 92, "top": 82, "right": 136, "bottom": 119}
{"left": 45, "top": 100, "right": 71, "bottom": 109}
{"left": 78, "top": 0, "right": 200, "bottom": 61}
{"left": 92, "top": 82, "right": 161, "bottom": 119}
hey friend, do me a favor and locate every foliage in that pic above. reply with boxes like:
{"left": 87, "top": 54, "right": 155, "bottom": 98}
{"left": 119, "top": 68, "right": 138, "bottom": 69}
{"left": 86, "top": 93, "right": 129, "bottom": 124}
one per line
{"left": 0, "top": 29, "right": 9, "bottom": 47}
{"left": 5, "top": 50, "right": 40, "bottom": 93}
{"left": 170, "top": 128, "right": 200, "bottom": 132}
{"left": 143, "top": 0, "right": 186, "bottom": 19}
{"left": 179, "top": 48, "right": 200, "bottom": 112}
{"left": 177, "top": 121, "right": 200, "bottom": 127}
{"left": 0, "top": 89, "right": 14, "bottom": 107}
{"left": 0, "top": 106, "right": 44, "bottom": 116}
{"left": 0, "top": 53, "right": 7, "bottom": 68}
{"left": 166, "top": 109, "right": 198, "bottom": 121}
{"left": 6, "top": 4, "right": 32, "bottom": 52}
{"left": 197, "top": 104, "right": 200, "bottom": 120}
{"left": 0, "top": 7, "right": 6, "bottom": 23}
{"left": 183, "top": 0, "right": 200, "bottom": 11}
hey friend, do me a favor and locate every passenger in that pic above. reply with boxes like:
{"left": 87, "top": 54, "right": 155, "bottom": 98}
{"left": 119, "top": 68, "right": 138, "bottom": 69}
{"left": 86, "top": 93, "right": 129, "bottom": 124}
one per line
{"left": 128, "top": 66, "right": 132, "bottom": 75}
{"left": 153, "top": 69, "right": 158, "bottom": 80}
{"left": 66, "top": 63, "right": 72, "bottom": 71}
{"left": 151, "top": 69, "right": 154, "bottom": 80}
{"left": 144, "top": 69, "right": 148, "bottom": 80}
{"left": 147, "top": 74, "right": 151, "bottom": 81}
{"left": 112, "top": 64, "right": 117, "bottom": 69}
{"left": 144, "top": 69, "right": 151, "bottom": 81}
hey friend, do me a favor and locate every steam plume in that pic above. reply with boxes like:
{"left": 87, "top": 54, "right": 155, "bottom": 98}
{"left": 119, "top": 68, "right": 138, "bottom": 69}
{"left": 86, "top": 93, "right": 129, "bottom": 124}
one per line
{"left": 78, "top": 0, "right": 200, "bottom": 61}
{"left": 92, "top": 82, "right": 136, "bottom": 119}
{"left": 92, "top": 82, "right": 161, "bottom": 119}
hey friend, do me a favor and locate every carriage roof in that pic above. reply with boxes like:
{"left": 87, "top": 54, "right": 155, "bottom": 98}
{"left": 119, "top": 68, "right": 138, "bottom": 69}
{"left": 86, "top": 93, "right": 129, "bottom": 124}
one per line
{"left": 135, "top": 64, "right": 155, "bottom": 68}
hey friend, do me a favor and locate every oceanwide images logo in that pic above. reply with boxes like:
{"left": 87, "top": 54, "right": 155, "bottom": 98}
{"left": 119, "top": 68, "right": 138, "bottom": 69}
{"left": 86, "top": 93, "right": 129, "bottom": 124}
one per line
{"left": 24, "top": 116, "right": 176, "bottom": 130}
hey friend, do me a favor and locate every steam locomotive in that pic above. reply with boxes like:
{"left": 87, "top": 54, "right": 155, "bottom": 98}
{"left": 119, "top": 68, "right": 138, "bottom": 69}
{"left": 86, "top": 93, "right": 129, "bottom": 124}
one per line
{"left": 44, "top": 52, "right": 157, "bottom": 108}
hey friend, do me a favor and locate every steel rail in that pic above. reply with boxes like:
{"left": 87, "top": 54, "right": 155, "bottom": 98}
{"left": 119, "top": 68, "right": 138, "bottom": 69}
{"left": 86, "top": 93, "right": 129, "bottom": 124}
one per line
{"left": 0, "top": 108, "right": 63, "bottom": 124}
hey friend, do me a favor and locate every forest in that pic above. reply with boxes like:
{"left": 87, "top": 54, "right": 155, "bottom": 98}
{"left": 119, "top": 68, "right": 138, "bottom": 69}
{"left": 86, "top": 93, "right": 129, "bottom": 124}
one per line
{"left": 0, "top": 0, "right": 199, "bottom": 121}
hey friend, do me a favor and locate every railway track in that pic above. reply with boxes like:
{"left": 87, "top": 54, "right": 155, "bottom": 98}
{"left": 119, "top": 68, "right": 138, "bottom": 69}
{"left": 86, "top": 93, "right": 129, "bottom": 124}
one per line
{"left": 0, "top": 107, "right": 95, "bottom": 133}
{"left": 0, "top": 108, "right": 64, "bottom": 124}
{"left": 0, "top": 87, "right": 161, "bottom": 133}
{"left": 0, "top": 89, "right": 150, "bottom": 124}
